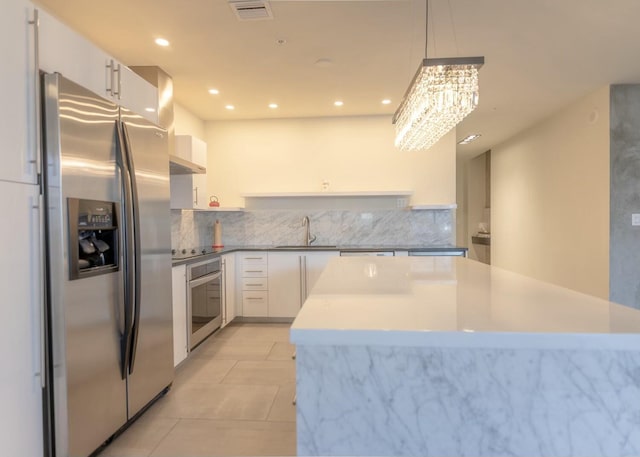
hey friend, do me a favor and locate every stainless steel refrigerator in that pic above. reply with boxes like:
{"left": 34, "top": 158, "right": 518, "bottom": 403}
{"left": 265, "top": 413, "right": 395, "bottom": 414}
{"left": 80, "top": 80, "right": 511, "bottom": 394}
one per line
{"left": 41, "top": 73, "right": 174, "bottom": 457}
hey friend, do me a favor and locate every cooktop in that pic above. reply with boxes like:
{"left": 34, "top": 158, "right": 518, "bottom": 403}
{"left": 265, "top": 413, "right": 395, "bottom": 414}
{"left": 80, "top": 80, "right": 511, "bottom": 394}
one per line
{"left": 171, "top": 246, "right": 224, "bottom": 261}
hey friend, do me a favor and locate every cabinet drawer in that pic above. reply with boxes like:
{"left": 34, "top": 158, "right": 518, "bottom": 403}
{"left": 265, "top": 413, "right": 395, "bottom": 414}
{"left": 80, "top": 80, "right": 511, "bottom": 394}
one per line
{"left": 242, "top": 277, "right": 268, "bottom": 291}
{"left": 242, "top": 264, "right": 268, "bottom": 277}
{"left": 241, "top": 253, "right": 268, "bottom": 265}
{"left": 242, "top": 291, "right": 268, "bottom": 317}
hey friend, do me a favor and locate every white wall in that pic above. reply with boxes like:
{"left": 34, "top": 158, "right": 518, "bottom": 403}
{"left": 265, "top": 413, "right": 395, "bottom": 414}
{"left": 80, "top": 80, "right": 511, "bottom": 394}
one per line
{"left": 492, "top": 87, "right": 610, "bottom": 299}
{"left": 174, "top": 102, "right": 205, "bottom": 138}
{"left": 204, "top": 115, "right": 456, "bottom": 208}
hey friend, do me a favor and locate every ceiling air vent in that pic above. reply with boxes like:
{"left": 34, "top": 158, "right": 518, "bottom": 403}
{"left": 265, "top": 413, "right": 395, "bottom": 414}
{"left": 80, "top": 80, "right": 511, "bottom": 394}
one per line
{"left": 228, "top": 0, "right": 273, "bottom": 21}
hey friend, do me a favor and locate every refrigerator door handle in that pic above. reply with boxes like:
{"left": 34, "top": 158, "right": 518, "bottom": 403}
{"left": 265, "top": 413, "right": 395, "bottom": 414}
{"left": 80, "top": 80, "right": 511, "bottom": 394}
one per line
{"left": 115, "top": 120, "right": 134, "bottom": 380}
{"left": 121, "top": 121, "right": 142, "bottom": 375}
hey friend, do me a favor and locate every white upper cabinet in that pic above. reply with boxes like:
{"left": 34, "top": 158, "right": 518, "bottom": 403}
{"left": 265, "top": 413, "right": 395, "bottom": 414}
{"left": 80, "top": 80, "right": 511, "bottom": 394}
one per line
{"left": 170, "top": 136, "right": 209, "bottom": 210}
{"left": 38, "top": 8, "right": 158, "bottom": 123}
{"left": 118, "top": 65, "right": 159, "bottom": 124}
{"left": 0, "top": 0, "right": 38, "bottom": 184}
{"left": 38, "top": 8, "right": 107, "bottom": 99}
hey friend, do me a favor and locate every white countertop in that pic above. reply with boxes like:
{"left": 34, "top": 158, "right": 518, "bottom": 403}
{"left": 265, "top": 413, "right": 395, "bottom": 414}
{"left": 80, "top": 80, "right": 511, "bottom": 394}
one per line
{"left": 290, "top": 257, "right": 640, "bottom": 349}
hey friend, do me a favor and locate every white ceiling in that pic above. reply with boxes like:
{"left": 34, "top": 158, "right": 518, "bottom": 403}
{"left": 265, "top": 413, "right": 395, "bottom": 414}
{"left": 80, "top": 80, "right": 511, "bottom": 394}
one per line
{"left": 33, "top": 0, "right": 640, "bottom": 158}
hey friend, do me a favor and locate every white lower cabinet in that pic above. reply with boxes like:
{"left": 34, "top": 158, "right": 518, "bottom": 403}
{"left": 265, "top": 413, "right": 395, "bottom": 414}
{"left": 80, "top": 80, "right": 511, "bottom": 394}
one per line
{"left": 240, "top": 253, "right": 269, "bottom": 317}
{"left": 171, "top": 264, "right": 188, "bottom": 367}
{"left": 267, "top": 251, "right": 338, "bottom": 318}
{"left": 235, "top": 250, "right": 338, "bottom": 319}
{"left": 267, "top": 252, "right": 303, "bottom": 318}
{"left": 0, "top": 180, "right": 43, "bottom": 457}
{"left": 222, "top": 254, "right": 236, "bottom": 327}
{"left": 242, "top": 291, "right": 269, "bottom": 317}
{"left": 303, "top": 251, "right": 339, "bottom": 299}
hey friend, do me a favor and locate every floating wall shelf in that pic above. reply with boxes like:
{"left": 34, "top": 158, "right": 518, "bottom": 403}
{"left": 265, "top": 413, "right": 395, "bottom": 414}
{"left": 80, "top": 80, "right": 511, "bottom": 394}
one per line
{"left": 241, "top": 191, "right": 413, "bottom": 211}
{"left": 410, "top": 204, "right": 458, "bottom": 210}
{"left": 471, "top": 235, "right": 491, "bottom": 246}
{"left": 201, "top": 207, "right": 244, "bottom": 212}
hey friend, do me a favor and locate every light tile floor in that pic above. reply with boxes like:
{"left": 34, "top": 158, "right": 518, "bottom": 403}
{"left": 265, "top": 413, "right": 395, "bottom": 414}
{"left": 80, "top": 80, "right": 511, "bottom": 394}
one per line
{"left": 99, "top": 322, "right": 297, "bottom": 457}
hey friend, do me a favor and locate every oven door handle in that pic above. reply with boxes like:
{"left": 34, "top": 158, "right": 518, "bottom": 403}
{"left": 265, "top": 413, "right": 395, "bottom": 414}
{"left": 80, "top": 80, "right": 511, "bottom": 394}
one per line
{"left": 189, "top": 271, "right": 222, "bottom": 288}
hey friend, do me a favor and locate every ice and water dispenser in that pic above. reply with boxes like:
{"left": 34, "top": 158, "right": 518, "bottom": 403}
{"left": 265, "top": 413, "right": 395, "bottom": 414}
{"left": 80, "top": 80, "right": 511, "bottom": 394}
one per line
{"left": 68, "top": 198, "right": 119, "bottom": 280}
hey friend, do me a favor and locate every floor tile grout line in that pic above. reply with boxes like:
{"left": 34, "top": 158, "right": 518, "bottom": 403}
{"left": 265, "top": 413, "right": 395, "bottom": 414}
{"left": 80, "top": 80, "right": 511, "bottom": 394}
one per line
{"left": 162, "top": 417, "right": 296, "bottom": 425}
{"left": 217, "top": 359, "right": 240, "bottom": 384}
{"left": 263, "top": 337, "right": 280, "bottom": 422}
{"left": 263, "top": 341, "right": 276, "bottom": 361}
{"left": 141, "top": 414, "right": 292, "bottom": 424}
{"left": 146, "top": 417, "right": 182, "bottom": 457}
{"left": 263, "top": 382, "right": 282, "bottom": 422}
{"left": 102, "top": 323, "right": 297, "bottom": 457}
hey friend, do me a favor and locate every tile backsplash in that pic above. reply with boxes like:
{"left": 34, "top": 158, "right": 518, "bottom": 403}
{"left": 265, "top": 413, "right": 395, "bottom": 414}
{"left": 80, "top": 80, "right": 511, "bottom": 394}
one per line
{"left": 172, "top": 209, "right": 455, "bottom": 249}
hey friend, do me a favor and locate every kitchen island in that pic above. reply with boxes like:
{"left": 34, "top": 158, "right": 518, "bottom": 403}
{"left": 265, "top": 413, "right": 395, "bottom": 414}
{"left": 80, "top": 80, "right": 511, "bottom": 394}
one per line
{"left": 290, "top": 256, "right": 640, "bottom": 457}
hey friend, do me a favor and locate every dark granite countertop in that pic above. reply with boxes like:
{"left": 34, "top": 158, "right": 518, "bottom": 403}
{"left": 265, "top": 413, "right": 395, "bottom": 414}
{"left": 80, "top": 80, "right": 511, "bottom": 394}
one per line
{"left": 171, "top": 245, "right": 468, "bottom": 267}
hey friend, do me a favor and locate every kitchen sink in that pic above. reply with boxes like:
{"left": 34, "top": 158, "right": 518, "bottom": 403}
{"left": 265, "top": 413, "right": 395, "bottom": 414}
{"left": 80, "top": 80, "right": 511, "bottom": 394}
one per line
{"left": 275, "top": 245, "right": 337, "bottom": 250}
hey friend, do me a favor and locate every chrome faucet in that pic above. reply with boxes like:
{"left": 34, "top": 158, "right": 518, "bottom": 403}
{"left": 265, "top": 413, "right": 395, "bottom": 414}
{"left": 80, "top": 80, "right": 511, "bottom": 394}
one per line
{"left": 302, "top": 216, "right": 316, "bottom": 246}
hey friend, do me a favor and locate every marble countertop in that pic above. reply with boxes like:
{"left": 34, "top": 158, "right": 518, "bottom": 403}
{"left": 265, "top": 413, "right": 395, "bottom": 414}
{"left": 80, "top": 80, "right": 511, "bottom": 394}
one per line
{"left": 290, "top": 256, "right": 640, "bottom": 349}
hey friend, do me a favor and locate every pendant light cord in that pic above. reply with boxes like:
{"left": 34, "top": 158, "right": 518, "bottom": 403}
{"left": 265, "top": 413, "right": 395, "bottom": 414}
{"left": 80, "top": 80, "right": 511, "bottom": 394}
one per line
{"left": 425, "top": 0, "right": 429, "bottom": 59}
{"left": 447, "top": 0, "right": 459, "bottom": 56}
{"left": 426, "top": 0, "right": 460, "bottom": 59}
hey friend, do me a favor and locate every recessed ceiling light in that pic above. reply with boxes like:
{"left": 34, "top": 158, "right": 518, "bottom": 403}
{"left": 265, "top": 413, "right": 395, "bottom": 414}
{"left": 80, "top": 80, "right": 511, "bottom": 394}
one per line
{"left": 145, "top": 107, "right": 156, "bottom": 113}
{"left": 381, "top": 99, "right": 392, "bottom": 105}
{"left": 334, "top": 101, "right": 344, "bottom": 107}
{"left": 225, "top": 105, "right": 235, "bottom": 110}
{"left": 315, "top": 58, "right": 333, "bottom": 67}
{"left": 155, "top": 38, "right": 170, "bottom": 47}
{"left": 208, "top": 89, "right": 219, "bottom": 95}
{"left": 458, "top": 134, "right": 482, "bottom": 145}
{"left": 268, "top": 103, "right": 278, "bottom": 109}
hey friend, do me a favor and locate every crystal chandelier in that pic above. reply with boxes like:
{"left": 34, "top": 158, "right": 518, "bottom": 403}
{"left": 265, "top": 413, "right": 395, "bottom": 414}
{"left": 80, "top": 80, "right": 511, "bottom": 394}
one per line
{"left": 393, "top": 1, "right": 484, "bottom": 151}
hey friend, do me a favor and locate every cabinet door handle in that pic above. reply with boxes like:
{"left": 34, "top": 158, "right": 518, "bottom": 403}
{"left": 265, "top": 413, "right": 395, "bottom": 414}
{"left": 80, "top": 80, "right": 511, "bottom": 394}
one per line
{"left": 245, "top": 283, "right": 262, "bottom": 286}
{"left": 106, "top": 59, "right": 114, "bottom": 96}
{"left": 244, "top": 257, "right": 263, "bottom": 260}
{"left": 302, "top": 256, "right": 307, "bottom": 305}
{"left": 106, "top": 60, "right": 122, "bottom": 99}
{"left": 28, "top": 9, "right": 41, "bottom": 178}
{"left": 32, "top": 196, "right": 46, "bottom": 389}
{"left": 194, "top": 187, "right": 198, "bottom": 205}
{"left": 115, "top": 63, "right": 122, "bottom": 100}
{"left": 298, "top": 255, "right": 304, "bottom": 308}
{"left": 222, "top": 259, "right": 226, "bottom": 325}
{"left": 28, "top": 10, "right": 45, "bottom": 388}
{"left": 245, "top": 297, "right": 262, "bottom": 301}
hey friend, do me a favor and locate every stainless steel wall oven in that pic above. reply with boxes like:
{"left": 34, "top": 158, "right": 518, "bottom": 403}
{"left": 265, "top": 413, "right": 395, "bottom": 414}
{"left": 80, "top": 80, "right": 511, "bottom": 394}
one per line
{"left": 187, "top": 256, "right": 222, "bottom": 349}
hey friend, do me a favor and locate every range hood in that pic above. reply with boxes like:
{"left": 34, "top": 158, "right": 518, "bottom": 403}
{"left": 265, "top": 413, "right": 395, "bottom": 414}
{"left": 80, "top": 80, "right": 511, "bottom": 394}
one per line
{"left": 130, "top": 66, "right": 206, "bottom": 176}
{"left": 169, "top": 155, "right": 206, "bottom": 174}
